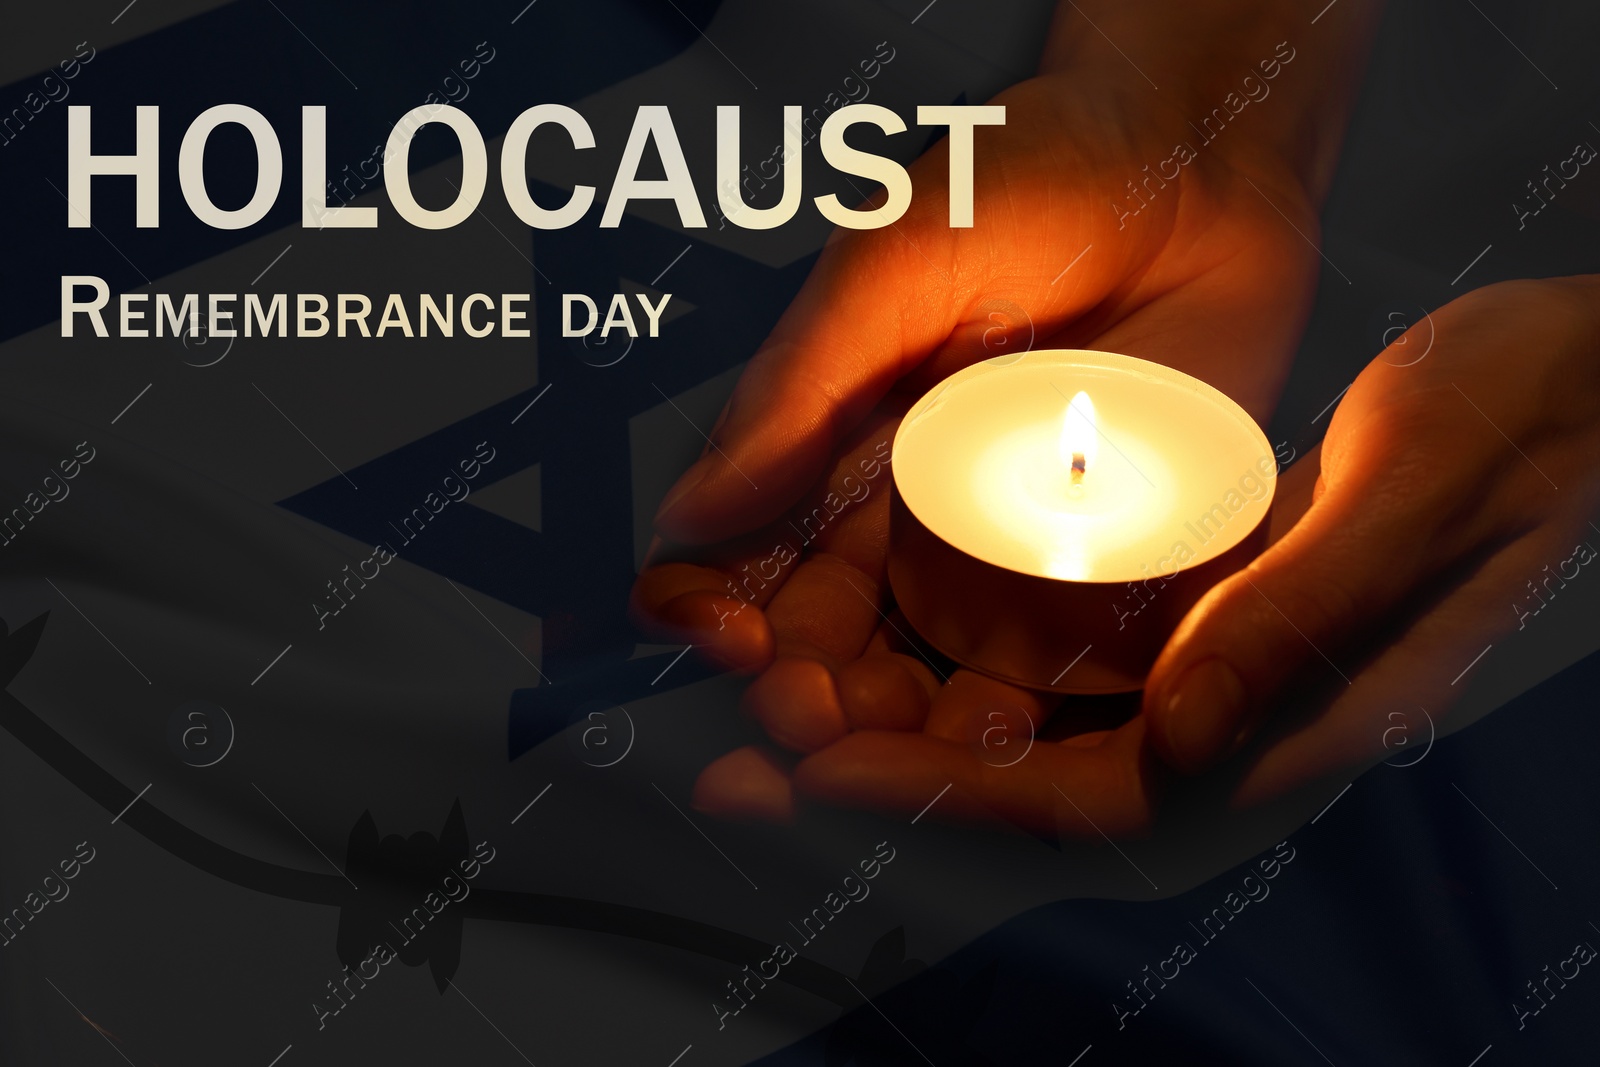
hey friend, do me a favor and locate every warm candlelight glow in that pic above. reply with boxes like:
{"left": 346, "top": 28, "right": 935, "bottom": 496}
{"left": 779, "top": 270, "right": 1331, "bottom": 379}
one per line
{"left": 889, "top": 349, "right": 1278, "bottom": 692}
{"left": 1060, "top": 390, "right": 1097, "bottom": 485}
{"left": 895, "top": 350, "right": 1273, "bottom": 583}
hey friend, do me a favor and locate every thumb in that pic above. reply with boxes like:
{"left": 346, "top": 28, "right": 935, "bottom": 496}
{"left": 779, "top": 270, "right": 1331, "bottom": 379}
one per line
{"left": 650, "top": 128, "right": 1148, "bottom": 546}
{"left": 1141, "top": 387, "right": 1495, "bottom": 773}
{"left": 652, "top": 218, "right": 960, "bottom": 545}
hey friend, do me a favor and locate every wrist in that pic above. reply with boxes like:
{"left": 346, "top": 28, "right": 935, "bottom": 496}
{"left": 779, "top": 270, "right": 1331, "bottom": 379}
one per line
{"left": 1038, "top": 0, "right": 1383, "bottom": 201}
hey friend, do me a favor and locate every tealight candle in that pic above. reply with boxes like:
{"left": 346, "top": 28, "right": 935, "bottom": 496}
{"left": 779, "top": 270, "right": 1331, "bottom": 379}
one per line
{"left": 888, "top": 349, "right": 1277, "bottom": 694}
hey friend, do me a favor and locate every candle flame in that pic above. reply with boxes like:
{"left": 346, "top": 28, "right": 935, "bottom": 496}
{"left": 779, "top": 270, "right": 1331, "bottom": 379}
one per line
{"left": 1060, "top": 391, "right": 1097, "bottom": 480}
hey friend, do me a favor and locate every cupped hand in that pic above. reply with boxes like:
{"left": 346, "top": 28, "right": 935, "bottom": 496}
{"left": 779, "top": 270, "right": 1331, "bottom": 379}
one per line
{"left": 655, "top": 69, "right": 1323, "bottom": 548}
{"left": 630, "top": 64, "right": 1334, "bottom": 830}
{"left": 1146, "top": 277, "right": 1600, "bottom": 805}
{"left": 748, "top": 277, "right": 1600, "bottom": 836}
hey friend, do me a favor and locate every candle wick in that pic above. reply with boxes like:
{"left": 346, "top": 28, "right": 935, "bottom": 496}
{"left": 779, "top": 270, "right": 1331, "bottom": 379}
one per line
{"left": 1070, "top": 452, "right": 1086, "bottom": 485}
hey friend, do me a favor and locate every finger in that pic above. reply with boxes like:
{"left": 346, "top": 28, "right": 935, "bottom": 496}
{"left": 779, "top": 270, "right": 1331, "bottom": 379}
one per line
{"left": 741, "top": 551, "right": 882, "bottom": 750}
{"left": 691, "top": 745, "right": 797, "bottom": 823}
{"left": 1232, "top": 519, "right": 1587, "bottom": 808}
{"left": 632, "top": 412, "right": 900, "bottom": 671}
{"left": 764, "top": 550, "right": 887, "bottom": 666}
{"left": 1266, "top": 442, "right": 1320, "bottom": 544}
{"left": 836, "top": 651, "right": 941, "bottom": 732}
{"left": 793, "top": 717, "right": 1158, "bottom": 838}
{"left": 744, "top": 606, "right": 939, "bottom": 754}
{"left": 741, "top": 423, "right": 903, "bottom": 747}
{"left": 922, "top": 670, "right": 1057, "bottom": 747}
{"left": 651, "top": 225, "right": 955, "bottom": 545}
{"left": 630, "top": 540, "right": 788, "bottom": 673}
{"left": 1214, "top": 279, "right": 1600, "bottom": 794}
{"left": 740, "top": 658, "right": 848, "bottom": 754}
{"left": 652, "top": 101, "right": 1163, "bottom": 546}
{"left": 1141, "top": 366, "right": 1517, "bottom": 774}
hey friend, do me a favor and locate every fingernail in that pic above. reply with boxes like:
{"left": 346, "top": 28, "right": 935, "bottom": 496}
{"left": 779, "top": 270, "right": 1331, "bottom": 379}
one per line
{"left": 1159, "top": 658, "right": 1246, "bottom": 771}
{"left": 654, "top": 460, "right": 709, "bottom": 526}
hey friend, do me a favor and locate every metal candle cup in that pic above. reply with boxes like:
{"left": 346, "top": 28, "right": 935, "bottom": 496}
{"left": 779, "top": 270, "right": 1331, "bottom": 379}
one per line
{"left": 887, "top": 349, "right": 1276, "bottom": 694}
